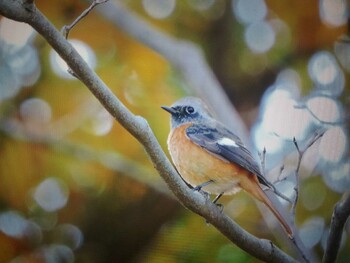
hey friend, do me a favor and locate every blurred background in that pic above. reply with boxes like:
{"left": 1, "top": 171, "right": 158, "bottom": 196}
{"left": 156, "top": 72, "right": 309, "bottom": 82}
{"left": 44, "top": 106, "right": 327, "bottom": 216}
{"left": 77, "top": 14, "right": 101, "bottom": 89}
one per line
{"left": 0, "top": 0, "right": 349, "bottom": 262}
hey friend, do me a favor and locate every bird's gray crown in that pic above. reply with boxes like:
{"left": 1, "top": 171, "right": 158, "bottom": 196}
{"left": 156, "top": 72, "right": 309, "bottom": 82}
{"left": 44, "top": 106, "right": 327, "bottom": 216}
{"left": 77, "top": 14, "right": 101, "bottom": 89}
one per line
{"left": 162, "top": 97, "right": 213, "bottom": 129}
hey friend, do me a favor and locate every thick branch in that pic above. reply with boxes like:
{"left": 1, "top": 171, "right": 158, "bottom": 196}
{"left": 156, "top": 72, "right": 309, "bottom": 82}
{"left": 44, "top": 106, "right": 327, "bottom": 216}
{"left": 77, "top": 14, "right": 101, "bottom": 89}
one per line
{"left": 0, "top": 1, "right": 297, "bottom": 262}
{"left": 322, "top": 192, "right": 350, "bottom": 263}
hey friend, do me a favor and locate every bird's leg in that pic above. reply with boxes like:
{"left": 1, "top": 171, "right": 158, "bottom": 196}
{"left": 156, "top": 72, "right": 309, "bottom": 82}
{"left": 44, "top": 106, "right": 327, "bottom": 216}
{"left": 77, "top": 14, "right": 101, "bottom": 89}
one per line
{"left": 212, "top": 192, "right": 223, "bottom": 204}
{"left": 212, "top": 192, "right": 224, "bottom": 212}
{"left": 193, "top": 180, "right": 214, "bottom": 192}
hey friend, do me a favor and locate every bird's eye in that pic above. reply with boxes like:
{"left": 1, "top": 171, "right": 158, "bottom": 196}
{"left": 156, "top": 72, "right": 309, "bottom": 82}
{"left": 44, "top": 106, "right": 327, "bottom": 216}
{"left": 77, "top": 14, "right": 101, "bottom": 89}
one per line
{"left": 185, "top": 106, "right": 195, "bottom": 114}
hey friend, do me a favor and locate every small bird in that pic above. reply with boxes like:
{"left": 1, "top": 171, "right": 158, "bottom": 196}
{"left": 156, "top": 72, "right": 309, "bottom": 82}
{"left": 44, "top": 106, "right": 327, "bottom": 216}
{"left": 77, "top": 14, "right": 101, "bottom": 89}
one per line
{"left": 162, "top": 97, "right": 292, "bottom": 237}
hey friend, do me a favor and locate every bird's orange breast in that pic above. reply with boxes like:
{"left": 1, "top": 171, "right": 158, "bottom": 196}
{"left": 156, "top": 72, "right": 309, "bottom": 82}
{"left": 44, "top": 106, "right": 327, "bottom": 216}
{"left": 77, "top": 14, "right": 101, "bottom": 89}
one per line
{"left": 167, "top": 124, "right": 250, "bottom": 195}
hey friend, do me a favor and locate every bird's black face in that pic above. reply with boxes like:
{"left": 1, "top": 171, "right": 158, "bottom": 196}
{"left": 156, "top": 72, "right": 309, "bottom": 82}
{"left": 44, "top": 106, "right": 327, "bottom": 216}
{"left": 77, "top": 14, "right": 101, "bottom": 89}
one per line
{"left": 161, "top": 104, "right": 201, "bottom": 128}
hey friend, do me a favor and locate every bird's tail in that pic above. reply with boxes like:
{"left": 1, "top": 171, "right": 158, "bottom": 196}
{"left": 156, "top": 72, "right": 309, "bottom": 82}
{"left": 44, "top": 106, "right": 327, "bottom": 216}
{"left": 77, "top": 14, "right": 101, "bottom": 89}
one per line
{"left": 243, "top": 175, "right": 293, "bottom": 237}
{"left": 255, "top": 186, "right": 293, "bottom": 237}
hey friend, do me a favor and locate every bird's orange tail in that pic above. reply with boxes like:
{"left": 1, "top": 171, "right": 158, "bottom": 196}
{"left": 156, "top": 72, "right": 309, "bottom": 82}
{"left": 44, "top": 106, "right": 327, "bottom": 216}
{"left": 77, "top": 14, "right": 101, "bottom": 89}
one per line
{"left": 242, "top": 175, "right": 293, "bottom": 237}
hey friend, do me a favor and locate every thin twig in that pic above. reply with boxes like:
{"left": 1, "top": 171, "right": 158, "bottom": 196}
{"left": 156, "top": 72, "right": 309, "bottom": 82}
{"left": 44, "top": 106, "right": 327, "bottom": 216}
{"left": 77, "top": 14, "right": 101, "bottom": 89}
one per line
{"left": 269, "top": 183, "right": 293, "bottom": 204}
{"left": 291, "top": 130, "right": 326, "bottom": 220}
{"left": 60, "top": 0, "right": 108, "bottom": 77}
{"left": 291, "top": 137, "right": 302, "bottom": 219}
{"left": 61, "top": 0, "right": 109, "bottom": 39}
{"left": 294, "top": 104, "right": 348, "bottom": 126}
{"left": 277, "top": 165, "right": 285, "bottom": 182}
{"left": 259, "top": 148, "right": 292, "bottom": 204}
{"left": 289, "top": 131, "right": 326, "bottom": 263}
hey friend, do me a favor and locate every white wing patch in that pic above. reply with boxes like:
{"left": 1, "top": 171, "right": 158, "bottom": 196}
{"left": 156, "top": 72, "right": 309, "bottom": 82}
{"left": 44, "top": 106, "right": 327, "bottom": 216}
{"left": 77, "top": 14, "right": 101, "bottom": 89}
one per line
{"left": 217, "top": 138, "right": 239, "bottom": 148}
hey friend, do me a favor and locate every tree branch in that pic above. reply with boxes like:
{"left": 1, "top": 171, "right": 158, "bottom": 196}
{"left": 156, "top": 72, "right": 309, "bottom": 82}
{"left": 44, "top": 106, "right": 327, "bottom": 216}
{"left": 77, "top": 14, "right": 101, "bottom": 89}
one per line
{"left": 291, "top": 130, "right": 325, "bottom": 221}
{"left": 61, "top": 0, "right": 109, "bottom": 39}
{"left": 322, "top": 192, "right": 350, "bottom": 263}
{"left": 0, "top": 1, "right": 297, "bottom": 262}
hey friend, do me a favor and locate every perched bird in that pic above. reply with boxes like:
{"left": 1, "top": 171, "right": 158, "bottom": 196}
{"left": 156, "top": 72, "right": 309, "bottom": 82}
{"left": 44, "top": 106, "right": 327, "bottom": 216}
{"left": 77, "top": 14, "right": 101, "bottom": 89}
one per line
{"left": 162, "top": 97, "right": 292, "bottom": 237}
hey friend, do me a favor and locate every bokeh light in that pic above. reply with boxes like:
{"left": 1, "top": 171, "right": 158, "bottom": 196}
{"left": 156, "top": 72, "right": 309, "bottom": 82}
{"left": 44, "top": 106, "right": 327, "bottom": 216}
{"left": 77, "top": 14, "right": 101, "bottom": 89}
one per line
{"left": 308, "top": 51, "right": 337, "bottom": 85}
{"left": 319, "top": 0, "right": 348, "bottom": 27}
{"left": 50, "top": 39, "right": 96, "bottom": 79}
{"left": 319, "top": 126, "right": 347, "bottom": 163}
{"left": 275, "top": 68, "right": 302, "bottom": 97}
{"left": 83, "top": 107, "right": 114, "bottom": 136}
{"left": 0, "top": 211, "right": 28, "bottom": 238}
{"left": 90, "top": 108, "right": 114, "bottom": 136}
{"left": 0, "top": 21, "right": 41, "bottom": 101}
{"left": 260, "top": 88, "right": 312, "bottom": 140}
{"left": 24, "top": 220, "right": 43, "bottom": 245}
{"left": 252, "top": 126, "right": 284, "bottom": 154}
{"left": 142, "top": 0, "right": 176, "bottom": 19}
{"left": 0, "top": 62, "right": 21, "bottom": 101}
{"left": 0, "top": 18, "right": 35, "bottom": 48}
{"left": 322, "top": 160, "right": 350, "bottom": 193}
{"left": 233, "top": 0, "right": 267, "bottom": 25}
{"left": 244, "top": 21, "right": 275, "bottom": 53}
{"left": 275, "top": 180, "right": 296, "bottom": 205}
{"left": 308, "top": 51, "right": 344, "bottom": 96}
{"left": 299, "top": 216, "right": 325, "bottom": 248}
{"left": 6, "top": 45, "right": 41, "bottom": 87}
{"left": 54, "top": 224, "right": 84, "bottom": 250}
{"left": 20, "top": 98, "right": 52, "bottom": 124}
{"left": 0, "top": 211, "right": 43, "bottom": 245}
{"left": 33, "top": 178, "right": 69, "bottom": 212}
{"left": 306, "top": 96, "right": 343, "bottom": 124}
{"left": 41, "top": 244, "right": 74, "bottom": 263}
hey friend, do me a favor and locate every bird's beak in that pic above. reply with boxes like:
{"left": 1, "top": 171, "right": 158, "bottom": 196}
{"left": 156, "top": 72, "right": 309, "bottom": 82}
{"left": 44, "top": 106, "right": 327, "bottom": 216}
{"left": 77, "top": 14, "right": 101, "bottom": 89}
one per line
{"left": 161, "top": 106, "right": 177, "bottom": 115}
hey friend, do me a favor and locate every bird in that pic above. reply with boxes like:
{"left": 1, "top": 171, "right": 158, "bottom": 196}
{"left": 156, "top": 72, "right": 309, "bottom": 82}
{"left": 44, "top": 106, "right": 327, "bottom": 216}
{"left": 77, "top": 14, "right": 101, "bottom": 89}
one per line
{"left": 161, "top": 97, "right": 293, "bottom": 237}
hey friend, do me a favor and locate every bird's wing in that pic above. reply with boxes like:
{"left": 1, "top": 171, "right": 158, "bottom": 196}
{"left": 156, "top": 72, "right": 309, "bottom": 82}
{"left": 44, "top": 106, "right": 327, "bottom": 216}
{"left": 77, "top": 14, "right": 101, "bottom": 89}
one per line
{"left": 186, "top": 122, "right": 269, "bottom": 186}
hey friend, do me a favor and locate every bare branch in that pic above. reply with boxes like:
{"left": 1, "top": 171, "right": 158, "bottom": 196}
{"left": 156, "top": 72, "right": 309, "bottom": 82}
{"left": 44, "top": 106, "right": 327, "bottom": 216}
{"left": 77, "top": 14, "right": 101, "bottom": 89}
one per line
{"left": 291, "top": 137, "right": 302, "bottom": 219}
{"left": 322, "top": 192, "right": 350, "bottom": 263}
{"left": 291, "top": 130, "right": 325, "bottom": 220}
{"left": 61, "top": 0, "right": 109, "bottom": 39}
{"left": 287, "top": 132, "right": 327, "bottom": 263}
{"left": 254, "top": 144, "right": 315, "bottom": 262}
{"left": 0, "top": 1, "right": 298, "bottom": 262}
{"left": 258, "top": 148, "right": 293, "bottom": 204}
{"left": 277, "top": 165, "right": 285, "bottom": 182}
{"left": 294, "top": 104, "right": 348, "bottom": 126}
